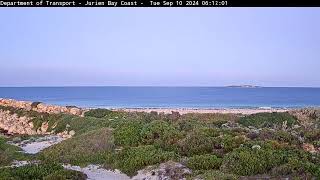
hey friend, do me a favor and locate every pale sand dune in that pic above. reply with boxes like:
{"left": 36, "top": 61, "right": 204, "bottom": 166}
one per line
{"left": 64, "top": 165, "right": 130, "bottom": 180}
{"left": 10, "top": 135, "right": 65, "bottom": 154}
{"left": 116, "top": 108, "right": 289, "bottom": 115}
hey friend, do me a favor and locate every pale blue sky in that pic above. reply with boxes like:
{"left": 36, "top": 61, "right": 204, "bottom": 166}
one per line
{"left": 1, "top": 8, "right": 319, "bottom": 87}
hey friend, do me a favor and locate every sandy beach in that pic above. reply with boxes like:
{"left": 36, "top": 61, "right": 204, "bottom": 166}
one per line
{"left": 116, "top": 107, "right": 289, "bottom": 115}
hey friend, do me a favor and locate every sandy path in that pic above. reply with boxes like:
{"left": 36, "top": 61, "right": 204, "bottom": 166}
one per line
{"left": 11, "top": 135, "right": 65, "bottom": 154}
{"left": 64, "top": 164, "right": 131, "bottom": 180}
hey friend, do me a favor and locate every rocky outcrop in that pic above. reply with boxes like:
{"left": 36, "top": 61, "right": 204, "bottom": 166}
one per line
{"left": 0, "top": 109, "right": 77, "bottom": 136}
{"left": 0, "top": 98, "right": 84, "bottom": 136}
{"left": 0, "top": 98, "right": 84, "bottom": 116}
{"left": 302, "top": 143, "right": 319, "bottom": 154}
{"left": 0, "top": 110, "right": 38, "bottom": 135}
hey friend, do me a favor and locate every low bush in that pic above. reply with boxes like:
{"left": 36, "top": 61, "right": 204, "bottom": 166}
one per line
{"left": 313, "top": 140, "right": 320, "bottom": 148}
{"left": 174, "top": 119, "right": 205, "bottom": 132}
{"left": 305, "top": 129, "right": 320, "bottom": 142}
{"left": 84, "top": 108, "right": 119, "bottom": 118}
{"left": 114, "top": 121, "right": 143, "bottom": 147}
{"left": 220, "top": 147, "right": 285, "bottom": 176}
{"left": 257, "top": 129, "right": 300, "bottom": 145}
{"left": 0, "top": 137, "right": 30, "bottom": 167}
{"left": 216, "top": 135, "right": 247, "bottom": 152}
{"left": 0, "top": 163, "right": 64, "bottom": 180}
{"left": 49, "top": 115, "right": 112, "bottom": 135}
{"left": 106, "top": 145, "right": 176, "bottom": 176}
{"left": 113, "top": 121, "right": 143, "bottom": 146}
{"left": 195, "top": 170, "right": 238, "bottom": 180}
{"left": 180, "top": 113, "right": 239, "bottom": 125}
{"left": 178, "top": 130, "right": 214, "bottom": 156}
{"left": 239, "top": 112, "right": 297, "bottom": 128}
{"left": 271, "top": 158, "right": 313, "bottom": 177}
{"left": 0, "top": 105, "right": 30, "bottom": 117}
{"left": 141, "top": 120, "right": 182, "bottom": 150}
{"left": 40, "top": 128, "right": 115, "bottom": 166}
{"left": 187, "top": 154, "right": 222, "bottom": 170}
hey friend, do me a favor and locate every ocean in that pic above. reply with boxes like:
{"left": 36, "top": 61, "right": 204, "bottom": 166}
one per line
{"left": 0, "top": 87, "right": 319, "bottom": 109}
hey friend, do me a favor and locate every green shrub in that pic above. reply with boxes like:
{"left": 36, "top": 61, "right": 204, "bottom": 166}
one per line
{"left": 40, "top": 128, "right": 114, "bottom": 166}
{"left": 114, "top": 121, "right": 143, "bottom": 147}
{"left": 221, "top": 147, "right": 314, "bottom": 177}
{"left": 305, "top": 162, "right": 320, "bottom": 178}
{"left": 181, "top": 113, "right": 239, "bottom": 125}
{"left": 313, "top": 140, "right": 320, "bottom": 148}
{"left": 257, "top": 129, "right": 300, "bottom": 145}
{"left": 187, "top": 154, "right": 222, "bottom": 170}
{"left": 51, "top": 115, "right": 112, "bottom": 135}
{"left": 0, "top": 105, "right": 29, "bottom": 117}
{"left": 178, "top": 130, "right": 214, "bottom": 156}
{"left": 196, "top": 170, "right": 238, "bottom": 180}
{"left": 221, "top": 147, "right": 285, "bottom": 176}
{"left": 31, "top": 113, "right": 63, "bottom": 131}
{"left": 305, "top": 130, "right": 320, "bottom": 142}
{"left": 174, "top": 119, "right": 205, "bottom": 132}
{"left": 107, "top": 145, "right": 176, "bottom": 176}
{"left": 217, "top": 135, "right": 246, "bottom": 152}
{"left": 271, "top": 157, "right": 313, "bottom": 177}
{"left": 0, "top": 163, "right": 63, "bottom": 180}
{"left": 0, "top": 137, "right": 30, "bottom": 167}
{"left": 273, "top": 131, "right": 300, "bottom": 145}
{"left": 141, "top": 120, "right": 182, "bottom": 150}
{"left": 239, "top": 112, "right": 297, "bottom": 128}
{"left": 84, "top": 109, "right": 114, "bottom": 118}
{"left": 201, "top": 128, "right": 221, "bottom": 137}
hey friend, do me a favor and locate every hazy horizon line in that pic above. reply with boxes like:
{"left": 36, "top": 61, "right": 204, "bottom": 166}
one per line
{"left": 1, "top": 85, "right": 320, "bottom": 88}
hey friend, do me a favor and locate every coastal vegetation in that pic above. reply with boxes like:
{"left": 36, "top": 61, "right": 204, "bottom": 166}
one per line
{"left": 0, "top": 136, "right": 31, "bottom": 167}
{"left": 0, "top": 163, "right": 87, "bottom": 180}
{"left": 1, "top": 103, "right": 320, "bottom": 179}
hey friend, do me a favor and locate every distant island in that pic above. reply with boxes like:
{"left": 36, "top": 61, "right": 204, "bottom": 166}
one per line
{"left": 226, "top": 85, "right": 262, "bottom": 88}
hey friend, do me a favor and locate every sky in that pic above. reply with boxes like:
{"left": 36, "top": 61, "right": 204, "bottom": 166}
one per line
{"left": 0, "top": 8, "right": 319, "bottom": 87}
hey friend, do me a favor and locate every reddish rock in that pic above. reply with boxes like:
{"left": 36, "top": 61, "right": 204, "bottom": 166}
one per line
{"left": 303, "top": 143, "right": 317, "bottom": 153}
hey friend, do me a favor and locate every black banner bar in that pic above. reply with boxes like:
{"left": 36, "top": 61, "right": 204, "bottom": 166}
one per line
{"left": 0, "top": 0, "right": 320, "bottom": 7}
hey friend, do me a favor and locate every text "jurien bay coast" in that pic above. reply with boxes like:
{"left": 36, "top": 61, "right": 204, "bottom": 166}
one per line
{"left": 0, "top": 0, "right": 140, "bottom": 6}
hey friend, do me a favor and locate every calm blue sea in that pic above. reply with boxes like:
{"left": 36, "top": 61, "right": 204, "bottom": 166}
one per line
{"left": 0, "top": 87, "right": 320, "bottom": 109}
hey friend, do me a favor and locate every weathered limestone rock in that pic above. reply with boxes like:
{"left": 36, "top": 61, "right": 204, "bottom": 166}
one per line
{"left": 0, "top": 98, "right": 84, "bottom": 116}
{"left": 0, "top": 110, "right": 38, "bottom": 135}
{"left": 69, "top": 107, "right": 82, "bottom": 116}
{"left": 57, "top": 130, "right": 72, "bottom": 139}
{"left": 0, "top": 98, "right": 84, "bottom": 136}
{"left": 69, "top": 130, "right": 76, "bottom": 136}
{"left": 302, "top": 143, "right": 317, "bottom": 153}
